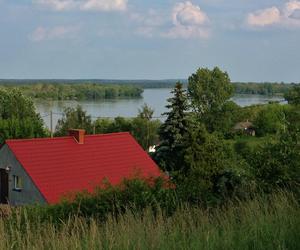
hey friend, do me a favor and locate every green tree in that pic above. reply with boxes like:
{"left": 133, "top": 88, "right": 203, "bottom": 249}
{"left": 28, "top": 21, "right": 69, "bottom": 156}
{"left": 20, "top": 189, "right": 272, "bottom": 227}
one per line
{"left": 131, "top": 104, "right": 161, "bottom": 150}
{"left": 178, "top": 122, "right": 248, "bottom": 205}
{"left": 250, "top": 129, "right": 300, "bottom": 192}
{"left": 137, "top": 103, "right": 154, "bottom": 120}
{"left": 94, "top": 119, "right": 114, "bottom": 134}
{"left": 94, "top": 117, "right": 132, "bottom": 134}
{"left": 109, "top": 117, "right": 133, "bottom": 133}
{"left": 55, "top": 106, "right": 93, "bottom": 136}
{"left": 284, "top": 85, "right": 300, "bottom": 105}
{"left": 188, "top": 67, "right": 234, "bottom": 132}
{"left": 209, "top": 101, "right": 242, "bottom": 136}
{"left": 154, "top": 82, "right": 189, "bottom": 172}
{"left": 93, "top": 105, "right": 161, "bottom": 150}
{"left": 0, "top": 88, "right": 46, "bottom": 143}
{"left": 253, "top": 103, "right": 288, "bottom": 137}
{"left": 188, "top": 67, "right": 234, "bottom": 114}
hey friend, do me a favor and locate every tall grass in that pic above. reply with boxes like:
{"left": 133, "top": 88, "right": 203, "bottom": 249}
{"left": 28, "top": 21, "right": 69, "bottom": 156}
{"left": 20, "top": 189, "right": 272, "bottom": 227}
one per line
{"left": 0, "top": 192, "right": 299, "bottom": 250}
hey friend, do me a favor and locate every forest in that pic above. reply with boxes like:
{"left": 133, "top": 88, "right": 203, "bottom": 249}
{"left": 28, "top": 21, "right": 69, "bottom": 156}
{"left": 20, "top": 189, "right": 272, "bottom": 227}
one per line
{"left": 0, "top": 79, "right": 296, "bottom": 101}
{"left": 0, "top": 67, "right": 299, "bottom": 249}
{"left": 0, "top": 83, "right": 143, "bottom": 100}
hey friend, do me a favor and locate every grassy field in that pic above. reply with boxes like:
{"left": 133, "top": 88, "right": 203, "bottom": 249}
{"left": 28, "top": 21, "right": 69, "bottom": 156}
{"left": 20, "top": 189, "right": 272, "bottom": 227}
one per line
{"left": 0, "top": 192, "right": 299, "bottom": 250}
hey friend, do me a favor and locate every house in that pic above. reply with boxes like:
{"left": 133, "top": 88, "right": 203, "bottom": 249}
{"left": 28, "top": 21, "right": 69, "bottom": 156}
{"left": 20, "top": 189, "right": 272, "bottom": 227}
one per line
{"left": 0, "top": 130, "right": 161, "bottom": 205}
{"left": 233, "top": 121, "right": 256, "bottom": 136}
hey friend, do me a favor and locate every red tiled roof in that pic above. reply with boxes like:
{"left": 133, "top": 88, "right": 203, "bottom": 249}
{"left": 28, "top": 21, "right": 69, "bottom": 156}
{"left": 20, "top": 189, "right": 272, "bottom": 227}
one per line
{"left": 6, "top": 132, "right": 161, "bottom": 204}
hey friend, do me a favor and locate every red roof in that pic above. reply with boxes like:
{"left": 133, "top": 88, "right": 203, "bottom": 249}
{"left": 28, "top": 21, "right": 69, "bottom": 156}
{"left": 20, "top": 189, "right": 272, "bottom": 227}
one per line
{"left": 6, "top": 132, "right": 161, "bottom": 204}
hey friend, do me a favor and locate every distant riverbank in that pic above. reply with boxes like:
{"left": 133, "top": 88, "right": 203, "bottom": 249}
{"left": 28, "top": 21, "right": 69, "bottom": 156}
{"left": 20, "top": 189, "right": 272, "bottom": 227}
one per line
{"left": 0, "top": 80, "right": 296, "bottom": 101}
{"left": 35, "top": 89, "right": 285, "bottom": 129}
{"left": 0, "top": 83, "right": 143, "bottom": 100}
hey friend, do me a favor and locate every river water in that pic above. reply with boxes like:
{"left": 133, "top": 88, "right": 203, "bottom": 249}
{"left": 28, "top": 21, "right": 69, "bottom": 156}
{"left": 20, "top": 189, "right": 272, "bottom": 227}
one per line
{"left": 34, "top": 88, "right": 285, "bottom": 129}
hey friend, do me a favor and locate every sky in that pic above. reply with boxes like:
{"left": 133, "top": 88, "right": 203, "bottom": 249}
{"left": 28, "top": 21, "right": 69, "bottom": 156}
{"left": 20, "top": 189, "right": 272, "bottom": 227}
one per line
{"left": 0, "top": 0, "right": 300, "bottom": 82}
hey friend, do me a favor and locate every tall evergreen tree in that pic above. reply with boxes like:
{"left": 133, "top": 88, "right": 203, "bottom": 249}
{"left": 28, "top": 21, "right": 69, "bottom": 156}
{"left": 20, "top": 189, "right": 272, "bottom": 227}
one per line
{"left": 154, "top": 82, "right": 189, "bottom": 173}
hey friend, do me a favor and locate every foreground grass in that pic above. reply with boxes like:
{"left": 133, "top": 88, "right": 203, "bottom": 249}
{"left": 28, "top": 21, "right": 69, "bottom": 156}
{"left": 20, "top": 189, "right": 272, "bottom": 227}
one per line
{"left": 0, "top": 192, "right": 299, "bottom": 250}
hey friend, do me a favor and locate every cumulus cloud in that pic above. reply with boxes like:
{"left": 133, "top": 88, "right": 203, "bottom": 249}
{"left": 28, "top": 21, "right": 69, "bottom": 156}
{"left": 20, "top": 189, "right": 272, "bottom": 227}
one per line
{"left": 33, "top": 0, "right": 128, "bottom": 12}
{"left": 29, "top": 25, "right": 80, "bottom": 41}
{"left": 165, "top": 1, "right": 210, "bottom": 39}
{"left": 247, "top": 0, "right": 300, "bottom": 28}
{"left": 285, "top": 0, "right": 300, "bottom": 13}
{"left": 247, "top": 7, "right": 281, "bottom": 27}
{"left": 284, "top": 0, "right": 300, "bottom": 23}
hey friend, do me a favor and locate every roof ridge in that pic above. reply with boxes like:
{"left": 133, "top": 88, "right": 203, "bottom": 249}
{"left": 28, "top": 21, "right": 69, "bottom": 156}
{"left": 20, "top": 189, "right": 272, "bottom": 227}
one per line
{"left": 6, "top": 136, "right": 71, "bottom": 143}
{"left": 85, "top": 132, "right": 130, "bottom": 138}
{"left": 5, "top": 132, "right": 131, "bottom": 144}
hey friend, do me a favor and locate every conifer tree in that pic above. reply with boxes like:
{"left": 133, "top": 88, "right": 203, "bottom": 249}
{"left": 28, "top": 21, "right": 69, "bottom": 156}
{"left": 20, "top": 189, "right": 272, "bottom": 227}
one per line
{"left": 154, "top": 82, "right": 189, "bottom": 173}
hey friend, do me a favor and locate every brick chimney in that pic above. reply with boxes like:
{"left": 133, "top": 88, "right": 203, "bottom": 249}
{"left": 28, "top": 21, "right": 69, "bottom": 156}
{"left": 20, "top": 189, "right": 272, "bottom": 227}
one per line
{"left": 69, "top": 129, "right": 85, "bottom": 144}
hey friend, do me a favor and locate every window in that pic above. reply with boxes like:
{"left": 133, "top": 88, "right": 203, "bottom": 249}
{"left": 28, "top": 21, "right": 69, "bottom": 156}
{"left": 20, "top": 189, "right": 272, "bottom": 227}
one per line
{"left": 13, "top": 175, "right": 23, "bottom": 191}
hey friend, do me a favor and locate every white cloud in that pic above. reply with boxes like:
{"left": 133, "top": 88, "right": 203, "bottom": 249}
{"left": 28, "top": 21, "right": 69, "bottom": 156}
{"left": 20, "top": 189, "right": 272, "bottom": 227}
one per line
{"left": 247, "top": 1, "right": 300, "bottom": 28}
{"left": 80, "top": 0, "right": 127, "bottom": 12}
{"left": 165, "top": 1, "right": 210, "bottom": 39}
{"left": 172, "top": 1, "right": 208, "bottom": 26}
{"left": 33, "top": 0, "right": 128, "bottom": 12}
{"left": 284, "top": 0, "right": 300, "bottom": 25}
{"left": 33, "top": 0, "right": 76, "bottom": 11}
{"left": 285, "top": 0, "right": 300, "bottom": 13}
{"left": 247, "top": 7, "right": 281, "bottom": 27}
{"left": 29, "top": 25, "right": 80, "bottom": 42}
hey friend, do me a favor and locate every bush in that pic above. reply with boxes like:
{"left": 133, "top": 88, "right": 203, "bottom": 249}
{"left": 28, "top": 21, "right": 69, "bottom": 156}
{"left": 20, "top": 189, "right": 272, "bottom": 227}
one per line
{"left": 249, "top": 131, "right": 300, "bottom": 193}
{"left": 18, "top": 177, "right": 176, "bottom": 224}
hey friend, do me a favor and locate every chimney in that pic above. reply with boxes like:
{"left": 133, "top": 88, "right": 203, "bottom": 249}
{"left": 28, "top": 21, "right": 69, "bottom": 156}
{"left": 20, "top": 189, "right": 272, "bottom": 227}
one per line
{"left": 69, "top": 129, "right": 85, "bottom": 144}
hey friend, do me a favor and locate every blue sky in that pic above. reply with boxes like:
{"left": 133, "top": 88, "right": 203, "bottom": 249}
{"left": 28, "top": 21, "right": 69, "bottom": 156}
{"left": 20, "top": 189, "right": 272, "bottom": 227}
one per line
{"left": 0, "top": 0, "right": 299, "bottom": 82}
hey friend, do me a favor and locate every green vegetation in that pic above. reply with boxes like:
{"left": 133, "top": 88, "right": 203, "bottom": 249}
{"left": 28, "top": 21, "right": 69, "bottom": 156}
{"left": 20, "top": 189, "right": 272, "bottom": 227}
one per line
{"left": 0, "top": 89, "right": 46, "bottom": 143}
{"left": 54, "top": 104, "right": 161, "bottom": 150}
{"left": 0, "top": 79, "right": 297, "bottom": 98}
{"left": 0, "top": 191, "right": 299, "bottom": 250}
{"left": 285, "top": 84, "right": 300, "bottom": 105}
{"left": 1, "top": 68, "right": 300, "bottom": 249}
{"left": 0, "top": 83, "right": 143, "bottom": 100}
{"left": 188, "top": 67, "right": 235, "bottom": 133}
{"left": 54, "top": 106, "right": 94, "bottom": 136}
{"left": 154, "top": 83, "right": 189, "bottom": 172}
{"left": 233, "top": 82, "right": 294, "bottom": 95}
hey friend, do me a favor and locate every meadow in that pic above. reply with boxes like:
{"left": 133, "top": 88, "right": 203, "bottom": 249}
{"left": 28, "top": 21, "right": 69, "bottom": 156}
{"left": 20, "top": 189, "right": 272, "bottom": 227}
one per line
{"left": 0, "top": 192, "right": 299, "bottom": 250}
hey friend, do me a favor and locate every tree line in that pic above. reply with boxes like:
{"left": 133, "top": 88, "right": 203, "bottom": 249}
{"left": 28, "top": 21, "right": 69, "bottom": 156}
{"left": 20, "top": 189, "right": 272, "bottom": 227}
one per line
{"left": 0, "top": 83, "right": 143, "bottom": 101}
{"left": 0, "top": 79, "right": 296, "bottom": 97}
{"left": 233, "top": 82, "right": 294, "bottom": 95}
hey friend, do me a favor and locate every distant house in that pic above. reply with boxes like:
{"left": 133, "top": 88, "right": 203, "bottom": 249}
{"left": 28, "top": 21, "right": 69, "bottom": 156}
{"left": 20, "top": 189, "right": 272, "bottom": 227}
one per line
{"left": 233, "top": 121, "right": 256, "bottom": 136}
{"left": 0, "top": 130, "right": 161, "bottom": 205}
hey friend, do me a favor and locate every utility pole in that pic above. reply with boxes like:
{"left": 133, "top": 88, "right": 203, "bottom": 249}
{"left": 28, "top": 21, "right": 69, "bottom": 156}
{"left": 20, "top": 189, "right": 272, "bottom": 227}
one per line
{"left": 50, "top": 111, "right": 53, "bottom": 138}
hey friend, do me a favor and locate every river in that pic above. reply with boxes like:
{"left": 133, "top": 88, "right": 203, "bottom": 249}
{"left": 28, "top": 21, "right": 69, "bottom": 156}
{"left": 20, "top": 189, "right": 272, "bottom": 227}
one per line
{"left": 34, "top": 88, "right": 285, "bottom": 129}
